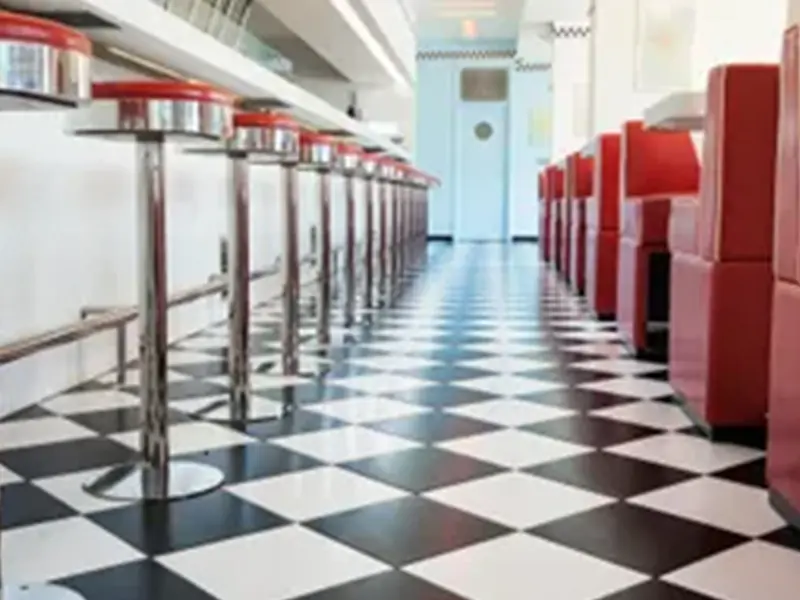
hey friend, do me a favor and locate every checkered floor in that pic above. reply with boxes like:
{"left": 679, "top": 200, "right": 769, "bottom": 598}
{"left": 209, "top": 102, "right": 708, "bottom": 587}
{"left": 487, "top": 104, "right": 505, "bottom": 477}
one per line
{"left": 3, "top": 243, "right": 800, "bottom": 599}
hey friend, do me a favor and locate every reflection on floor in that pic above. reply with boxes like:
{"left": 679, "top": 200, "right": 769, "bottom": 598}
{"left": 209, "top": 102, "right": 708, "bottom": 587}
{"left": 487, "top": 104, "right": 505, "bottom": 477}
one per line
{"left": 2, "top": 243, "right": 800, "bottom": 599}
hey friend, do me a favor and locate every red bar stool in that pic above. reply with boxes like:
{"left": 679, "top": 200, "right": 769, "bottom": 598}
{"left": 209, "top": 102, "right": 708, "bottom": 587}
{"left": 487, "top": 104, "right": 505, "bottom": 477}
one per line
{"left": 0, "top": 10, "right": 92, "bottom": 600}
{"left": 668, "top": 64, "right": 779, "bottom": 439}
{"left": 617, "top": 120, "right": 700, "bottom": 357}
{"left": 568, "top": 152, "right": 594, "bottom": 294}
{"left": 71, "top": 81, "right": 234, "bottom": 504}
{"left": 768, "top": 25, "right": 800, "bottom": 527}
{"left": 585, "top": 133, "right": 621, "bottom": 319}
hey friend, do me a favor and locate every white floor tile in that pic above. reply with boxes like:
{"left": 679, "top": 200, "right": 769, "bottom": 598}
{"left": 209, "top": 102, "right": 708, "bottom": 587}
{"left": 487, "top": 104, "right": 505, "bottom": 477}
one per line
{"left": 365, "top": 340, "right": 442, "bottom": 354}
{"left": 454, "top": 375, "right": 565, "bottom": 397}
{"left": 159, "top": 526, "right": 389, "bottom": 600}
{"left": 177, "top": 336, "right": 228, "bottom": 350}
{"left": 571, "top": 359, "right": 666, "bottom": 376}
{"left": 606, "top": 433, "right": 764, "bottom": 474}
{"left": 437, "top": 429, "right": 592, "bottom": 469}
{"left": 471, "top": 330, "right": 545, "bottom": 341}
{"left": 209, "top": 374, "right": 310, "bottom": 390}
{"left": 556, "top": 331, "right": 622, "bottom": 342}
{"left": 579, "top": 377, "right": 674, "bottom": 400}
{"left": 2, "top": 517, "right": 143, "bottom": 584}
{"left": 0, "top": 463, "right": 23, "bottom": 486}
{"left": 381, "top": 327, "right": 444, "bottom": 339}
{"left": 0, "top": 417, "right": 96, "bottom": 451}
{"left": 548, "top": 320, "right": 616, "bottom": 330}
{"left": 406, "top": 533, "right": 647, "bottom": 600}
{"left": 629, "top": 477, "right": 783, "bottom": 536}
{"left": 591, "top": 401, "right": 692, "bottom": 430}
{"left": 562, "top": 343, "right": 632, "bottom": 358}
{"left": 43, "top": 390, "right": 140, "bottom": 415}
{"left": 99, "top": 368, "right": 191, "bottom": 386}
{"left": 335, "top": 374, "right": 433, "bottom": 395}
{"left": 464, "top": 342, "right": 549, "bottom": 355}
{"left": 446, "top": 399, "right": 573, "bottom": 427}
{"left": 111, "top": 422, "right": 256, "bottom": 456}
{"left": 304, "top": 396, "right": 429, "bottom": 424}
{"left": 345, "top": 355, "right": 440, "bottom": 372}
{"left": 33, "top": 468, "right": 134, "bottom": 514}
{"left": 228, "top": 466, "right": 408, "bottom": 521}
{"left": 170, "top": 396, "right": 284, "bottom": 421}
{"left": 167, "top": 350, "right": 227, "bottom": 366}
{"left": 664, "top": 541, "right": 800, "bottom": 600}
{"left": 425, "top": 472, "right": 613, "bottom": 529}
{"left": 270, "top": 425, "right": 420, "bottom": 463}
{"left": 460, "top": 357, "right": 556, "bottom": 374}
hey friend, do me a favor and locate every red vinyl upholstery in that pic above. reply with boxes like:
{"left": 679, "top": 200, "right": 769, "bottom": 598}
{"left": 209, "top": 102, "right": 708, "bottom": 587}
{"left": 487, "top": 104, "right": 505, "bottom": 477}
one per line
{"left": 668, "top": 64, "right": 779, "bottom": 432}
{"left": 586, "top": 134, "right": 621, "bottom": 318}
{"left": 549, "top": 166, "right": 565, "bottom": 272}
{"left": 568, "top": 153, "right": 594, "bottom": 293}
{"left": 617, "top": 120, "right": 700, "bottom": 354}
{"left": 540, "top": 168, "right": 552, "bottom": 262}
{"left": 769, "top": 26, "right": 800, "bottom": 519}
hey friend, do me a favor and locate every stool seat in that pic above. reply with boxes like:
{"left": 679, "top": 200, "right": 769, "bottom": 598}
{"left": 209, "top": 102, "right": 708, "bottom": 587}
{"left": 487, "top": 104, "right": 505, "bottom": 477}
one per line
{"left": 336, "top": 142, "right": 362, "bottom": 175}
{"left": 72, "top": 81, "right": 234, "bottom": 142}
{"left": 300, "top": 130, "right": 336, "bottom": 169}
{"left": 230, "top": 111, "right": 299, "bottom": 160}
{"left": 0, "top": 11, "right": 91, "bottom": 109}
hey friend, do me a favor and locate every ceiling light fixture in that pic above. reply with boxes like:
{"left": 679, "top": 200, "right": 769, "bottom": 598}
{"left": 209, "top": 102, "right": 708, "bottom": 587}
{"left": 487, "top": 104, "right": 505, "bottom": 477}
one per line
{"left": 462, "top": 19, "right": 478, "bottom": 38}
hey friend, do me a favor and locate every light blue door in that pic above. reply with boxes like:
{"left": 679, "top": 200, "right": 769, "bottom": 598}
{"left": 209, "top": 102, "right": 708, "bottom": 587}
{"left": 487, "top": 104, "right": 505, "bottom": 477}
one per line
{"left": 455, "top": 99, "right": 508, "bottom": 241}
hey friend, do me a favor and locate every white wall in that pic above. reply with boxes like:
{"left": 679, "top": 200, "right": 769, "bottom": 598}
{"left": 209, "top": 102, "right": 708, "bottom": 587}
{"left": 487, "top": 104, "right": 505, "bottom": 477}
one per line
{"left": 552, "top": 34, "right": 590, "bottom": 159}
{"left": 0, "top": 58, "right": 351, "bottom": 418}
{"left": 290, "top": 76, "right": 415, "bottom": 150}
{"left": 590, "top": 0, "right": 788, "bottom": 136}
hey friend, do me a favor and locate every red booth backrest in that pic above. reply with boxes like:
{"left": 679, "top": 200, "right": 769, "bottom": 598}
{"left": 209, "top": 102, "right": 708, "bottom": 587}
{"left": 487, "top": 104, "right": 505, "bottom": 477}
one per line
{"left": 775, "top": 26, "right": 800, "bottom": 283}
{"left": 588, "top": 134, "right": 621, "bottom": 231}
{"left": 621, "top": 120, "right": 700, "bottom": 201}
{"left": 538, "top": 171, "right": 546, "bottom": 199}
{"left": 698, "top": 64, "right": 779, "bottom": 262}
{"left": 568, "top": 153, "right": 594, "bottom": 199}
{"left": 553, "top": 167, "right": 565, "bottom": 199}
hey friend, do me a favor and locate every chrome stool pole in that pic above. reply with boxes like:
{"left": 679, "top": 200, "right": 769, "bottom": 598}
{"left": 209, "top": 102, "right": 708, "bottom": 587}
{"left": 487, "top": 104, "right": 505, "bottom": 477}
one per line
{"left": 73, "top": 81, "right": 232, "bottom": 502}
{"left": 360, "top": 154, "right": 379, "bottom": 309}
{"left": 335, "top": 144, "right": 362, "bottom": 327}
{"left": 299, "top": 132, "right": 336, "bottom": 348}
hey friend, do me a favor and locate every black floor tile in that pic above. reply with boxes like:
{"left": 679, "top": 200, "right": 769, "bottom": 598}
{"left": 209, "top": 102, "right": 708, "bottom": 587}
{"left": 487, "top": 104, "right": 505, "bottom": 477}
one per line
{"left": 0, "top": 404, "right": 55, "bottom": 422}
{"left": 762, "top": 526, "right": 800, "bottom": 552}
{"left": 90, "top": 489, "right": 287, "bottom": 554}
{"left": 343, "top": 447, "right": 501, "bottom": 493}
{"left": 170, "top": 360, "right": 228, "bottom": 378}
{"left": 123, "top": 380, "right": 229, "bottom": 402}
{"left": 529, "top": 503, "right": 747, "bottom": 575}
{"left": 410, "top": 365, "right": 496, "bottom": 383}
{"left": 231, "top": 408, "right": 348, "bottom": 440}
{"left": 0, "top": 438, "right": 138, "bottom": 479}
{"left": 598, "top": 580, "right": 716, "bottom": 599}
{"left": 384, "top": 384, "right": 498, "bottom": 408}
{"left": 712, "top": 458, "right": 767, "bottom": 489}
{"left": 526, "top": 452, "right": 696, "bottom": 498}
{"left": 179, "top": 443, "right": 323, "bottom": 484}
{"left": 1, "top": 482, "right": 76, "bottom": 529}
{"left": 261, "top": 383, "right": 358, "bottom": 404}
{"left": 68, "top": 406, "right": 192, "bottom": 435}
{"left": 519, "top": 388, "right": 638, "bottom": 412}
{"left": 308, "top": 496, "right": 510, "bottom": 566}
{"left": 295, "top": 570, "right": 466, "bottom": 599}
{"left": 58, "top": 559, "right": 217, "bottom": 600}
{"left": 522, "top": 416, "right": 662, "bottom": 448}
{"left": 366, "top": 412, "right": 499, "bottom": 443}
{"left": 532, "top": 367, "right": 616, "bottom": 386}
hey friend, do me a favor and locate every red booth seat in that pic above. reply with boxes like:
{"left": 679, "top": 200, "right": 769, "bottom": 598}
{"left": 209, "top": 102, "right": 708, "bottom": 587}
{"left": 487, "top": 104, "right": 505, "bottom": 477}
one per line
{"left": 668, "top": 64, "right": 779, "bottom": 435}
{"left": 538, "top": 170, "right": 549, "bottom": 262}
{"left": 567, "top": 152, "right": 594, "bottom": 294}
{"left": 768, "top": 25, "right": 800, "bottom": 525}
{"left": 586, "top": 134, "right": 621, "bottom": 318}
{"left": 548, "top": 166, "right": 565, "bottom": 273}
{"left": 617, "top": 120, "right": 700, "bottom": 356}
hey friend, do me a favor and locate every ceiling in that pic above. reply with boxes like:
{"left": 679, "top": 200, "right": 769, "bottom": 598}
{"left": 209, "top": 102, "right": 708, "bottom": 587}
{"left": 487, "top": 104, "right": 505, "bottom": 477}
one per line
{"left": 410, "top": 0, "right": 528, "bottom": 40}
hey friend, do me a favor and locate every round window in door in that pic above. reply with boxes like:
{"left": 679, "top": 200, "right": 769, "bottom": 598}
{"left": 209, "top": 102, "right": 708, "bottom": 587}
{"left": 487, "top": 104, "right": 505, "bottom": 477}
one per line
{"left": 474, "top": 121, "right": 493, "bottom": 141}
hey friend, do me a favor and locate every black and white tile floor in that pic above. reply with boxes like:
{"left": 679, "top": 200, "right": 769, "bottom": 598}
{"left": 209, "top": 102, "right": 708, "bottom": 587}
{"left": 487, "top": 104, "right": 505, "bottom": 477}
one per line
{"left": 3, "top": 243, "right": 800, "bottom": 599}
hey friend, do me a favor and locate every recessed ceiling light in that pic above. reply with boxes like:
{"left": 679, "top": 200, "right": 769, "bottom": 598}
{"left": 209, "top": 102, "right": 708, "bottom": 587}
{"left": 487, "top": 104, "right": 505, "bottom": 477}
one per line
{"left": 462, "top": 19, "right": 478, "bottom": 37}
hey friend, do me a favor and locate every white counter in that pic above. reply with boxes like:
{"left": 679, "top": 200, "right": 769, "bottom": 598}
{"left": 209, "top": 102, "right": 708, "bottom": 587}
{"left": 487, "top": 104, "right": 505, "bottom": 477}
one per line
{"left": 644, "top": 91, "right": 706, "bottom": 132}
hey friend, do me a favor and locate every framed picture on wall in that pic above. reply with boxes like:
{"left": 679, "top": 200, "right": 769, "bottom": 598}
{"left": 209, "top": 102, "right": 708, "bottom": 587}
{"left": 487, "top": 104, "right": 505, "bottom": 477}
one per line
{"left": 633, "top": 0, "right": 695, "bottom": 92}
